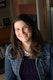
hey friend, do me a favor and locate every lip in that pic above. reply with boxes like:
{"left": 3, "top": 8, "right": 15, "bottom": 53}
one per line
{"left": 20, "top": 34, "right": 27, "bottom": 38}
{"left": 21, "top": 36, "right": 27, "bottom": 39}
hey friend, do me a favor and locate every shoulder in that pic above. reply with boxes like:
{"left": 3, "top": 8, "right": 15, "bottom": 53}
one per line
{"left": 43, "top": 41, "right": 53, "bottom": 52}
{"left": 5, "top": 44, "right": 12, "bottom": 57}
{"left": 41, "top": 41, "right": 53, "bottom": 59}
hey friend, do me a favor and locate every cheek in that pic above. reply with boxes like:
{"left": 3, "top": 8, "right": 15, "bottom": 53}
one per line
{"left": 25, "top": 28, "right": 32, "bottom": 33}
{"left": 27, "top": 30, "right": 32, "bottom": 37}
{"left": 28, "top": 29, "right": 32, "bottom": 35}
{"left": 15, "top": 31, "right": 19, "bottom": 38}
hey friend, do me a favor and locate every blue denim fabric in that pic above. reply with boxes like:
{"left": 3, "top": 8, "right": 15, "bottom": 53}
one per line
{"left": 5, "top": 42, "right": 53, "bottom": 80}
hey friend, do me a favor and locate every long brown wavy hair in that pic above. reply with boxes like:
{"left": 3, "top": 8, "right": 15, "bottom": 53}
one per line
{"left": 10, "top": 14, "right": 44, "bottom": 59}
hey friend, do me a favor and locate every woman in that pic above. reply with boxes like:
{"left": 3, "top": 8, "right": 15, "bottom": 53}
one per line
{"left": 5, "top": 14, "right": 53, "bottom": 80}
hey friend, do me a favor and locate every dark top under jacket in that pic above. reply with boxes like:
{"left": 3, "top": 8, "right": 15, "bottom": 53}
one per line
{"left": 19, "top": 56, "right": 40, "bottom": 80}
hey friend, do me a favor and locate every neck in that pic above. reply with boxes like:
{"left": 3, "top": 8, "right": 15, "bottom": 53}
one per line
{"left": 22, "top": 41, "right": 31, "bottom": 52}
{"left": 22, "top": 42, "right": 31, "bottom": 57}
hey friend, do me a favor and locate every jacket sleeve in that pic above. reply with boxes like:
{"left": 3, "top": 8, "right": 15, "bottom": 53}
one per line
{"left": 41, "top": 42, "right": 53, "bottom": 80}
{"left": 5, "top": 44, "right": 17, "bottom": 80}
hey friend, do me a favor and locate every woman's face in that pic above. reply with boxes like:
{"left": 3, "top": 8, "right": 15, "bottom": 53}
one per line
{"left": 14, "top": 20, "right": 32, "bottom": 43}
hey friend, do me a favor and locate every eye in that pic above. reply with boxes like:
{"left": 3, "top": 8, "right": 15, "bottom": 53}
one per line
{"left": 15, "top": 28, "right": 20, "bottom": 31}
{"left": 23, "top": 25, "right": 29, "bottom": 29}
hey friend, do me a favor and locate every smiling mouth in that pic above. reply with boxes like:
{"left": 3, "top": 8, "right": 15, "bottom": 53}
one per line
{"left": 21, "top": 36, "right": 27, "bottom": 38}
{"left": 21, "top": 34, "right": 27, "bottom": 38}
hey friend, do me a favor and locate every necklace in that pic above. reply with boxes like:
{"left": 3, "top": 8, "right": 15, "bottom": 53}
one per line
{"left": 24, "top": 50, "right": 31, "bottom": 56}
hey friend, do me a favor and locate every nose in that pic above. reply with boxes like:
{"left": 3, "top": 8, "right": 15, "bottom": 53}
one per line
{"left": 20, "top": 28, "right": 25, "bottom": 35}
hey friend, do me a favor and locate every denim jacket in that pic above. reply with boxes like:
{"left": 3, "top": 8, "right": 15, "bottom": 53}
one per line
{"left": 5, "top": 42, "right": 53, "bottom": 80}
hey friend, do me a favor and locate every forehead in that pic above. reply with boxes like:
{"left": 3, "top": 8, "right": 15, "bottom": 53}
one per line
{"left": 14, "top": 20, "right": 27, "bottom": 28}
